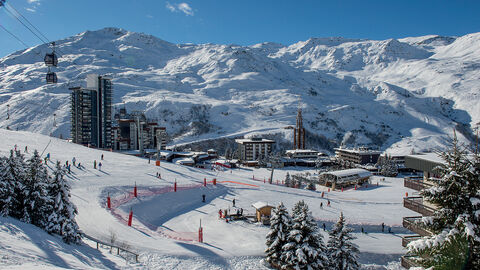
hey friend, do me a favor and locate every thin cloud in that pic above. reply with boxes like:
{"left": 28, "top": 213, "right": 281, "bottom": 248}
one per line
{"left": 146, "top": 14, "right": 154, "bottom": 19}
{"left": 166, "top": 2, "right": 194, "bottom": 16}
{"left": 26, "top": 0, "right": 41, "bottom": 12}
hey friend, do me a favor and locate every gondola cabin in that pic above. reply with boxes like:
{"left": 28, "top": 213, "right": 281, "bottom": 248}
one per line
{"left": 46, "top": 72, "right": 57, "bottom": 84}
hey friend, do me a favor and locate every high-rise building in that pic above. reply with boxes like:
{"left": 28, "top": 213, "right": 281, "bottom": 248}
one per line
{"left": 70, "top": 74, "right": 113, "bottom": 148}
{"left": 294, "top": 107, "right": 305, "bottom": 149}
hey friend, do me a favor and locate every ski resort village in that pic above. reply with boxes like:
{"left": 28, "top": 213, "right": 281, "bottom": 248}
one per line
{"left": 1, "top": 1, "right": 480, "bottom": 270}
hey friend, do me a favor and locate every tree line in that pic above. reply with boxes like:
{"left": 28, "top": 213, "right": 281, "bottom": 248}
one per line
{"left": 0, "top": 149, "right": 81, "bottom": 244}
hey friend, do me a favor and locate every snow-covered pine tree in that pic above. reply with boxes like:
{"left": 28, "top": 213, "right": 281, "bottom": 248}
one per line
{"left": 306, "top": 180, "right": 316, "bottom": 191}
{"left": 45, "top": 161, "right": 81, "bottom": 244}
{"left": 407, "top": 134, "right": 480, "bottom": 269}
{"left": 0, "top": 156, "right": 15, "bottom": 216}
{"left": 327, "top": 212, "right": 360, "bottom": 270}
{"left": 22, "top": 150, "right": 53, "bottom": 228}
{"left": 281, "top": 200, "right": 328, "bottom": 269}
{"left": 377, "top": 155, "right": 398, "bottom": 177}
{"left": 285, "top": 172, "right": 291, "bottom": 188}
{"left": 265, "top": 202, "right": 292, "bottom": 267}
{"left": 7, "top": 150, "right": 27, "bottom": 220}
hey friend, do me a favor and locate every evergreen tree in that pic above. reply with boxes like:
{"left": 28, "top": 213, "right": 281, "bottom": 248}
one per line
{"left": 306, "top": 180, "right": 316, "bottom": 191}
{"left": 377, "top": 155, "right": 398, "bottom": 177}
{"left": 265, "top": 202, "right": 292, "bottom": 267}
{"left": 285, "top": 172, "right": 292, "bottom": 188}
{"left": 7, "top": 150, "right": 27, "bottom": 219}
{"left": 327, "top": 212, "right": 360, "bottom": 270}
{"left": 281, "top": 201, "right": 328, "bottom": 269}
{"left": 0, "top": 156, "right": 15, "bottom": 216}
{"left": 407, "top": 134, "right": 480, "bottom": 269}
{"left": 45, "top": 161, "right": 81, "bottom": 244}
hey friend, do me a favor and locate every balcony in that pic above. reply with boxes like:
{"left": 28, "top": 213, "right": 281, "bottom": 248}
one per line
{"left": 403, "top": 216, "right": 432, "bottom": 236}
{"left": 404, "top": 197, "right": 435, "bottom": 216}
{"left": 404, "top": 176, "right": 433, "bottom": 191}
{"left": 402, "top": 235, "right": 422, "bottom": 247}
{"left": 401, "top": 255, "right": 421, "bottom": 269}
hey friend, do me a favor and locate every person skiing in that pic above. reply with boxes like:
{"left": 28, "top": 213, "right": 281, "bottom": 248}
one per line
{"left": 382, "top": 222, "right": 385, "bottom": 232}
{"left": 320, "top": 202, "right": 323, "bottom": 208}
{"left": 202, "top": 194, "right": 206, "bottom": 203}
{"left": 218, "top": 209, "right": 223, "bottom": 218}
{"left": 94, "top": 160, "right": 97, "bottom": 169}
{"left": 148, "top": 156, "right": 151, "bottom": 164}
{"left": 98, "top": 162, "right": 102, "bottom": 170}
{"left": 46, "top": 153, "right": 50, "bottom": 160}
{"left": 78, "top": 162, "right": 81, "bottom": 169}
{"left": 327, "top": 200, "right": 331, "bottom": 207}
{"left": 323, "top": 223, "right": 326, "bottom": 231}
{"left": 101, "top": 154, "right": 104, "bottom": 160}
{"left": 232, "top": 198, "right": 236, "bottom": 207}
{"left": 67, "top": 164, "right": 71, "bottom": 174}
{"left": 24, "top": 146, "right": 28, "bottom": 153}
{"left": 72, "top": 157, "right": 76, "bottom": 166}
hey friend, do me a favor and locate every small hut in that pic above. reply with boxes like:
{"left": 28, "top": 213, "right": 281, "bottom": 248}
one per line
{"left": 252, "top": 201, "right": 274, "bottom": 225}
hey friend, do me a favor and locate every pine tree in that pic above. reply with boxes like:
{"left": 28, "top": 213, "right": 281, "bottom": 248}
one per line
{"left": 327, "top": 212, "right": 360, "bottom": 270}
{"left": 281, "top": 201, "right": 328, "bottom": 269}
{"left": 45, "top": 161, "right": 81, "bottom": 244}
{"left": 0, "top": 156, "right": 15, "bottom": 216}
{"left": 285, "top": 172, "right": 292, "bottom": 188}
{"left": 407, "top": 134, "right": 480, "bottom": 269}
{"left": 22, "top": 150, "right": 53, "bottom": 228}
{"left": 265, "top": 202, "right": 292, "bottom": 267}
{"left": 7, "top": 150, "right": 27, "bottom": 219}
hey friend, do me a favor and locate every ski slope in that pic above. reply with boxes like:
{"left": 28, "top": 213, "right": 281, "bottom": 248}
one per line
{"left": 0, "top": 129, "right": 415, "bottom": 269}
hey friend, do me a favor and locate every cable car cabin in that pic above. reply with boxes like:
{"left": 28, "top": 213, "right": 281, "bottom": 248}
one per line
{"left": 46, "top": 72, "right": 57, "bottom": 84}
{"left": 44, "top": 53, "right": 58, "bottom": 67}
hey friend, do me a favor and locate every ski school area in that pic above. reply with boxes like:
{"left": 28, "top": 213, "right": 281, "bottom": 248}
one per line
{"left": 0, "top": 129, "right": 416, "bottom": 268}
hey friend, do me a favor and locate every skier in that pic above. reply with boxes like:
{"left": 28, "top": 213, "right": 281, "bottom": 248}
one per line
{"left": 46, "top": 153, "right": 50, "bottom": 160}
{"left": 321, "top": 191, "right": 324, "bottom": 198}
{"left": 320, "top": 202, "right": 323, "bottom": 208}
{"left": 202, "top": 194, "right": 206, "bottom": 203}
{"left": 218, "top": 209, "right": 223, "bottom": 218}
{"left": 67, "top": 164, "right": 71, "bottom": 174}
{"left": 98, "top": 162, "right": 102, "bottom": 170}
{"left": 381, "top": 222, "right": 385, "bottom": 232}
{"left": 148, "top": 156, "right": 151, "bottom": 164}
{"left": 94, "top": 160, "right": 97, "bottom": 169}
{"left": 14, "top": 144, "right": 17, "bottom": 151}
{"left": 323, "top": 223, "right": 326, "bottom": 231}
{"left": 361, "top": 227, "right": 364, "bottom": 233}
{"left": 66, "top": 160, "right": 69, "bottom": 167}
{"left": 327, "top": 200, "right": 331, "bottom": 207}
{"left": 101, "top": 154, "right": 104, "bottom": 160}
{"left": 24, "top": 146, "right": 28, "bottom": 153}
{"left": 78, "top": 162, "right": 81, "bottom": 169}
{"left": 240, "top": 208, "right": 243, "bottom": 216}
{"left": 72, "top": 157, "right": 76, "bottom": 166}
{"left": 232, "top": 198, "right": 236, "bottom": 207}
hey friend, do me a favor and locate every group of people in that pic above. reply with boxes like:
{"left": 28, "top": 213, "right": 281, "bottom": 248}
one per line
{"left": 218, "top": 198, "right": 244, "bottom": 223}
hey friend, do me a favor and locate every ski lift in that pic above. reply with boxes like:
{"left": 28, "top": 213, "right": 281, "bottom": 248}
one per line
{"left": 46, "top": 71, "right": 57, "bottom": 84}
{"left": 44, "top": 42, "right": 58, "bottom": 67}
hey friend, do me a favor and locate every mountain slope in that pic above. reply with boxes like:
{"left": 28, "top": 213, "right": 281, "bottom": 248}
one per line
{"left": 1, "top": 28, "right": 479, "bottom": 153}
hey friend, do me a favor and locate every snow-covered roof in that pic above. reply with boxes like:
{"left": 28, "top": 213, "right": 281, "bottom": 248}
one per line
{"left": 252, "top": 201, "right": 271, "bottom": 209}
{"left": 173, "top": 157, "right": 195, "bottom": 165}
{"left": 235, "top": 138, "right": 275, "bottom": 144}
{"left": 334, "top": 147, "right": 381, "bottom": 155}
{"left": 320, "top": 168, "right": 372, "bottom": 178}
{"left": 285, "top": 149, "right": 318, "bottom": 154}
{"left": 406, "top": 153, "right": 445, "bottom": 165}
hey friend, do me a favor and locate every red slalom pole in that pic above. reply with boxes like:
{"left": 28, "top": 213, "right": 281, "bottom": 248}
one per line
{"left": 198, "top": 219, "right": 203, "bottom": 243}
{"left": 128, "top": 209, "right": 133, "bottom": 226}
{"left": 174, "top": 181, "right": 177, "bottom": 192}
{"left": 213, "top": 178, "right": 217, "bottom": 185}
{"left": 107, "top": 195, "right": 111, "bottom": 209}
{"left": 204, "top": 178, "right": 206, "bottom": 187}
{"left": 134, "top": 182, "right": 137, "bottom": 197}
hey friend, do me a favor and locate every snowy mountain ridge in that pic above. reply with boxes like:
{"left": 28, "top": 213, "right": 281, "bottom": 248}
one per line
{"left": 1, "top": 27, "right": 479, "bottom": 154}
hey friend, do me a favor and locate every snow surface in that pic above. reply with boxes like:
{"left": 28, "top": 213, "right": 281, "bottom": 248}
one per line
{"left": 0, "top": 129, "right": 418, "bottom": 269}
{"left": 1, "top": 28, "right": 479, "bottom": 154}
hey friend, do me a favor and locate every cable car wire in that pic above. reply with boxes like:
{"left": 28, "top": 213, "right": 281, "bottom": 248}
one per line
{"left": 5, "top": 2, "right": 50, "bottom": 44}
{"left": 0, "top": 23, "right": 29, "bottom": 47}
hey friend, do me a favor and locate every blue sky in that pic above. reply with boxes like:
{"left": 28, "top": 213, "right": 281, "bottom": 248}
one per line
{"left": 0, "top": 0, "right": 479, "bottom": 57}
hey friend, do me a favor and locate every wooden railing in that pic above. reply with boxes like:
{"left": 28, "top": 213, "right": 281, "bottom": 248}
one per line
{"left": 82, "top": 233, "right": 139, "bottom": 263}
{"left": 404, "top": 177, "right": 433, "bottom": 191}
{"left": 404, "top": 197, "right": 435, "bottom": 216}
{"left": 402, "top": 235, "right": 422, "bottom": 247}
{"left": 403, "top": 216, "right": 432, "bottom": 236}
{"left": 401, "top": 255, "right": 421, "bottom": 269}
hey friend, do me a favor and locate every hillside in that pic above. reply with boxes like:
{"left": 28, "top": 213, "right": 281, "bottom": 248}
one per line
{"left": 1, "top": 28, "right": 479, "bottom": 154}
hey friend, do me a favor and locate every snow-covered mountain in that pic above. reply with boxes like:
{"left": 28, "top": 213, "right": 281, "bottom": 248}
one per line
{"left": 1, "top": 27, "right": 479, "bottom": 153}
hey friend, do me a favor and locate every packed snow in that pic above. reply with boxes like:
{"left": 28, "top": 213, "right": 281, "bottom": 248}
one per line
{"left": 0, "top": 129, "right": 420, "bottom": 269}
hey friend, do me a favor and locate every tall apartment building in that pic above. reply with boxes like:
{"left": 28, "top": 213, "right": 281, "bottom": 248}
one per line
{"left": 112, "top": 108, "right": 167, "bottom": 152}
{"left": 70, "top": 74, "right": 113, "bottom": 148}
{"left": 235, "top": 137, "right": 275, "bottom": 162}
